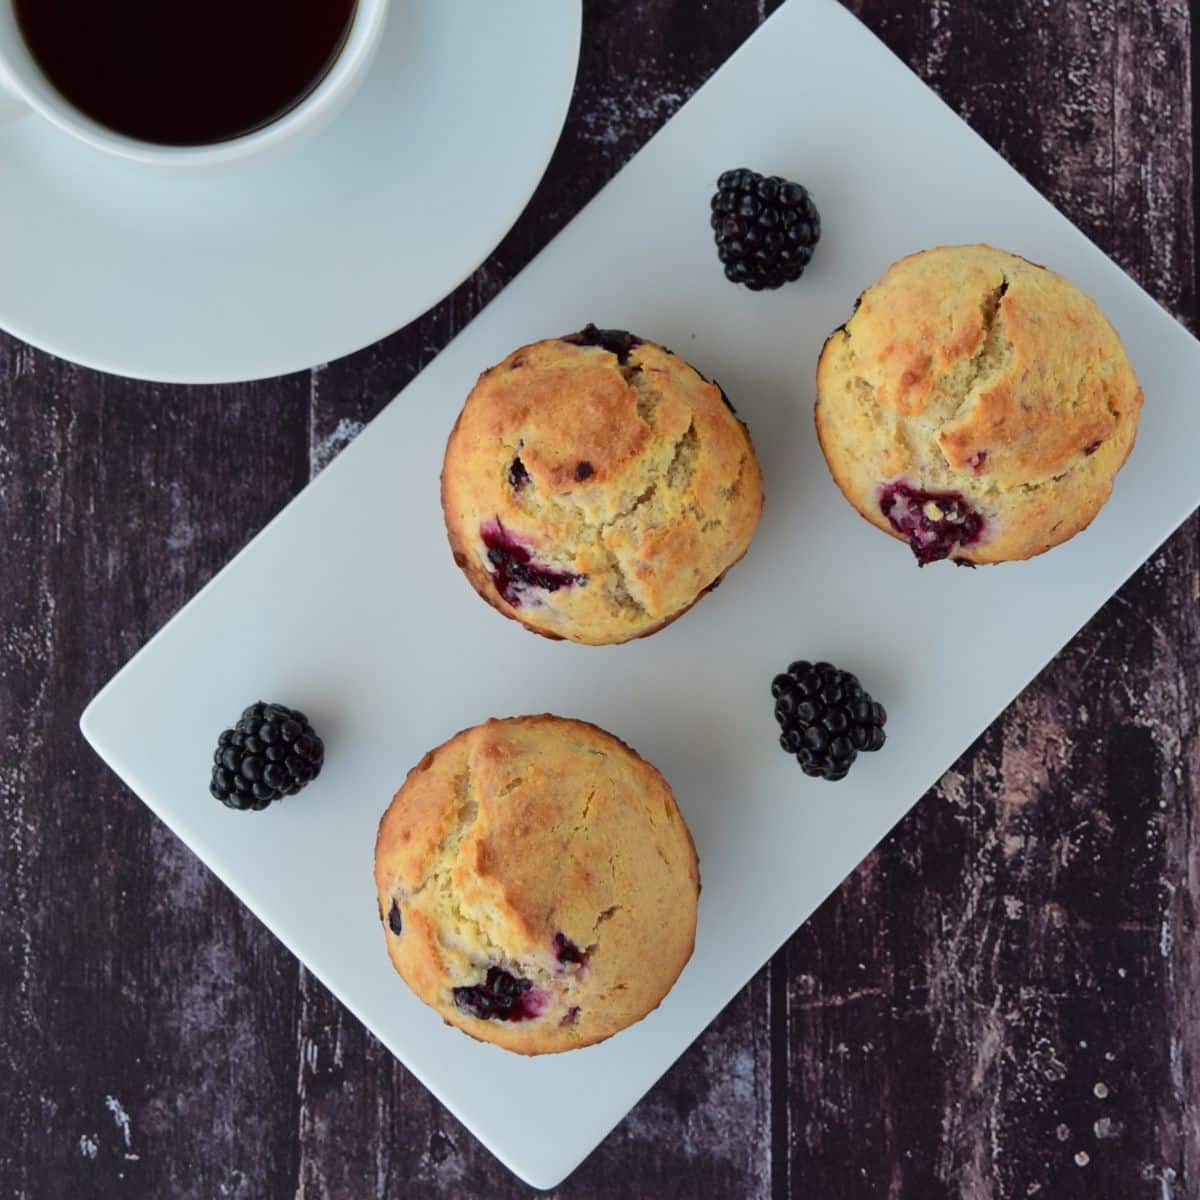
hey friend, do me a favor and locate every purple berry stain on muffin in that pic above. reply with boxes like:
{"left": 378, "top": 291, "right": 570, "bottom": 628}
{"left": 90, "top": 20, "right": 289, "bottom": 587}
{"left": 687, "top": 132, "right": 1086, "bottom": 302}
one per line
{"left": 879, "top": 482, "right": 984, "bottom": 565}
{"left": 574, "top": 461, "right": 594, "bottom": 482}
{"left": 481, "top": 521, "right": 584, "bottom": 607}
{"left": 554, "top": 932, "right": 587, "bottom": 965}
{"left": 387, "top": 900, "right": 403, "bottom": 936}
{"left": 564, "top": 324, "right": 642, "bottom": 364}
{"left": 453, "top": 966, "right": 542, "bottom": 1022}
{"left": 507, "top": 456, "right": 530, "bottom": 491}
{"left": 966, "top": 451, "right": 988, "bottom": 474}
{"left": 1084, "top": 440, "right": 1103, "bottom": 456}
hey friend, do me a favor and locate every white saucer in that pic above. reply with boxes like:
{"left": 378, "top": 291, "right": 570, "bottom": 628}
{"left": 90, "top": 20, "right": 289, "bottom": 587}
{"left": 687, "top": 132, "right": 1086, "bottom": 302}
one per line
{"left": 0, "top": 2, "right": 580, "bottom": 383}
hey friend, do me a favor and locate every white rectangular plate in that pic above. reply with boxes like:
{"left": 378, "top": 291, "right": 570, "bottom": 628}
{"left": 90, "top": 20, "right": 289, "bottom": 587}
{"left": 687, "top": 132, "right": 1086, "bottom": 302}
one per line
{"left": 82, "top": 0, "right": 1200, "bottom": 1188}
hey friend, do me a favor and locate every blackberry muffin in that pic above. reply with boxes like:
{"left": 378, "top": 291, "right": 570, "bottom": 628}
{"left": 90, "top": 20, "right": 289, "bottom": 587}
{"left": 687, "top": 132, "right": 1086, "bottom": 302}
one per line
{"left": 815, "top": 245, "right": 1143, "bottom": 565}
{"left": 374, "top": 715, "right": 699, "bottom": 1055}
{"left": 442, "top": 326, "right": 765, "bottom": 643}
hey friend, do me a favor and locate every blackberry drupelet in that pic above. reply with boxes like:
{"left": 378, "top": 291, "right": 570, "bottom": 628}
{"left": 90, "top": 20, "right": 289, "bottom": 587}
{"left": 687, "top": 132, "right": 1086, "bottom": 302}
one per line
{"left": 711, "top": 168, "right": 821, "bottom": 290}
{"left": 771, "top": 661, "right": 886, "bottom": 781}
{"left": 209, "top": 701, "right": 324, "bottom": 810}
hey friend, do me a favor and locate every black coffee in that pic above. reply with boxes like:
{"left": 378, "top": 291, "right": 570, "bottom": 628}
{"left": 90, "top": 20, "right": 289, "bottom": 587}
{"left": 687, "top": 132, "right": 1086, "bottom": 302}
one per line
{"left": 15, "top": 0, "right": 358, "bottom": 146}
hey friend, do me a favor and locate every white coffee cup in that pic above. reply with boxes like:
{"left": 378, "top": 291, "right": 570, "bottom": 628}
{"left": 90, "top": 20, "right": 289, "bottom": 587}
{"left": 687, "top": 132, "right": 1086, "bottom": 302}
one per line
{"left": 0, "top": 0, "right": 387, "bottom": 165}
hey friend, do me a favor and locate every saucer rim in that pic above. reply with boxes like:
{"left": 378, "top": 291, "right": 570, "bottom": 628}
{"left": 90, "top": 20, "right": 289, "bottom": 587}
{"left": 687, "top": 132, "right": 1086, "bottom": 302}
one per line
{"left": 0, "top": 2, "right": 583, "bottom": 384}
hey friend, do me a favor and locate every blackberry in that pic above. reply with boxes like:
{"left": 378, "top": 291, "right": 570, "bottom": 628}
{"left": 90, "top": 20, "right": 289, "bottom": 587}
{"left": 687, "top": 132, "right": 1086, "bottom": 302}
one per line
{"left": 209, "top": 701, "right": 324, "bottom": 810}
{"left": 507, "top": 455, "right": 530, "bottom": 491}
{"left": 553, "top": 932, "right": 586, "bottom": 965}
{"left": 453, "top": 966, "right": 540, "bottom": 1022}
{"left": 711, "top": 168, "right": 821, "bottom": 290}
{"left": 879, "top": 481, "right": 984, "bottom": 566}
{"left": 480, "top": 520, "right": 585, "bottom": 608}
{"left": 563, "top": 324, "right": 643, "bottom": 364}
{"left": 771, "top": 661, "right": 886, "bottom": 781}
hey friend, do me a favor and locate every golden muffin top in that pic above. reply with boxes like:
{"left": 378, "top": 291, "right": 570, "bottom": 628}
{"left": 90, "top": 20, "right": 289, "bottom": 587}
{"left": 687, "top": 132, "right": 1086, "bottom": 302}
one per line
{"left": 374, "top": 715, "right": 699, "bottom": 1054}
{"left": 442, "top": 328, "right": 764, "bottom": 642}
{"left": 816, "top": 245, "right": 1142, "bottom": 564}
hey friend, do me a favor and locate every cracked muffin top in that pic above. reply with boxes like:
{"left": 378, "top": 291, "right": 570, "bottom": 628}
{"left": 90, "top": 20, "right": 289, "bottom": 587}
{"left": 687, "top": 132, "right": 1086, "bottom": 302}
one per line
{"left": 815, "top": 245, "right": 1143, "bottom": 565}
{"left": 374, "top": 715, "right": 699, "bottom": 1055}
{"left": 441, "top": 326, "right": 765, "bottom": 643}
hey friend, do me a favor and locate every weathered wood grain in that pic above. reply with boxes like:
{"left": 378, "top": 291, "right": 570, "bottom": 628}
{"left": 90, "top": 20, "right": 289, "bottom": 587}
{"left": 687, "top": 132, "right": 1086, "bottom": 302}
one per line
{"left": 0, "top": 359, "right": 310, "bottom": 1197}
{"left": 0, "top": 2, "right": 1196, "bottom": 1198}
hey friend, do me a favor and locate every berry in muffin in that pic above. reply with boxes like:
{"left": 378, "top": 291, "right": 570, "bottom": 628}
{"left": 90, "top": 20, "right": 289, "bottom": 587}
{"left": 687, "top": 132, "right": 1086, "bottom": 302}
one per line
{"left": 878, "top": 482, "right": 985, "bottom": 567}
{"left": 815, "top": 245, "right": 1143, "bottom": 565}
{"left": 442, "top": 326, "right": 765, "bottom": 644}
{"left": 374, "top": 715, "right": 699, "bottom": 1054}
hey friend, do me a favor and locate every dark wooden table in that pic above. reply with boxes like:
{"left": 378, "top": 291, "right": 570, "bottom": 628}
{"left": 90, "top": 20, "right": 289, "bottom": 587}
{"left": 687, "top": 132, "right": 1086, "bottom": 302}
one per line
{"left": 2, "top": 2, "right": 1196, "bottom": 1197}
